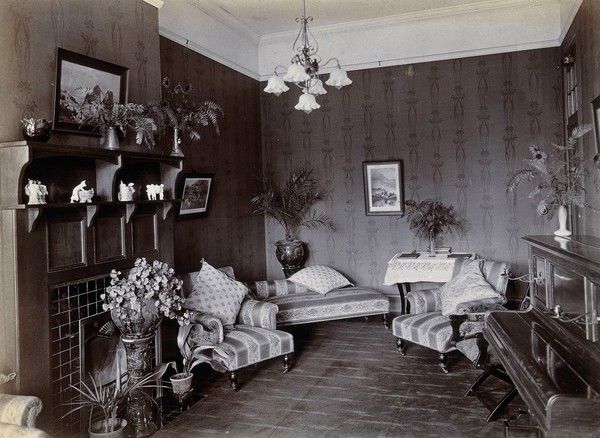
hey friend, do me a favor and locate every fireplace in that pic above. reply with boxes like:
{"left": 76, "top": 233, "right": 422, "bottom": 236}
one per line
{"left": 49, "top": 275, "right": 159, "bottom": 437}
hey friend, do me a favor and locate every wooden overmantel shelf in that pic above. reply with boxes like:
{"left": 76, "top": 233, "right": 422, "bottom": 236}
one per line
{"left": 20, "top": 200, "right": 181, "bottom": 232}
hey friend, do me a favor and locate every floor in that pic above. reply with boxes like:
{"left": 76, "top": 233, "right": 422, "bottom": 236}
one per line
{"left": 154, "top": 318, "right": 532, "bottom": 438}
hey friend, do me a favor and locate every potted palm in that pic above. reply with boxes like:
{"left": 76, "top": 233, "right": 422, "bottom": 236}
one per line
{"left": 250, "top": 165, "right": 334, "bottom": 275}
{"left": 506, "top": 125, "right": 596, "bottom": 236}
{"left": 404, "top": 199, "right": 465, "bottom": 256}
{"left": 146, "top": 77, "right": 223, "bottom": 156}
{"left": 64, "top": 357, "right": 172, "bottom": 437}
{"left": 169, "top": 324, "right": 226, "bottom": 402}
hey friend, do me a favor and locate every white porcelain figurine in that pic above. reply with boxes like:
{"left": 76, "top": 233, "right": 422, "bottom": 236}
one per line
{"left": 70, "top": 180, "right": 87, "bottom": 203}
{"left": 25, "top": 179, "right": 48, "bottom": 205}
{"left": 118, "top": 181, "right": 135, "bottom": 201}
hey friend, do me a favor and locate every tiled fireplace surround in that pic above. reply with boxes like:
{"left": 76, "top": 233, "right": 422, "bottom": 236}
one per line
{"left": 49, "top": 275, "right": 158, "bottom": 437}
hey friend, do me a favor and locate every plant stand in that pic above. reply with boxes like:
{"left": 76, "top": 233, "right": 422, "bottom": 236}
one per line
{"left": 121, "top": 334, "right": 159, "bottom": 437}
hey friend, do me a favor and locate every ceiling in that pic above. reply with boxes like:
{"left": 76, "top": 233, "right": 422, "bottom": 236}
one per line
{"left": 154, "top": 0, "right": 583, "bottom": 80}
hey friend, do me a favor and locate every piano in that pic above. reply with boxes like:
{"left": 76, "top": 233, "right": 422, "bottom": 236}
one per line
{"left": 484, "top": 235, "right": 600, "bottom": 437}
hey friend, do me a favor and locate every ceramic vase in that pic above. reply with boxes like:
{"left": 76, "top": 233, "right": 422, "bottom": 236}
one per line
{"left": 89, "top": 419, "right": 128, "bottom": 438}
{"left": 120, "top": 334, "right": 159, "bottom": 437}
{"left": 111, "top": 299, "right": 162, "bottom": 437}
{"left": 554, "top": 205, "right": 571, "bottom": 237}
{"left": 171, "top": 128, "right": 184, "bottom": 157}
{"left": 275, "top": 239, "right": 305, "bottom": 278}
{"left": 170, "top": 373, "right": 193, "bottom": 404}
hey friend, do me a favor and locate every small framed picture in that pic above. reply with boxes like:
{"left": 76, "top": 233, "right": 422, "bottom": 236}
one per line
{"left": 53, "top": 47, "right": 129, "bottom": 134}
{"left": 178, "top": 173, "right": 214, "bottom": 217}
{"left": 362, "top": 160, "right": 404, "bottom": 216}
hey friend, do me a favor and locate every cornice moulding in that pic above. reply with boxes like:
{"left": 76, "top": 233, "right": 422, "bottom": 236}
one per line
{"left": 186, "top": 0, "right": 261, "bottom": 44}
{"left": 143, "top": 0, "right": 164, "bottom": 9}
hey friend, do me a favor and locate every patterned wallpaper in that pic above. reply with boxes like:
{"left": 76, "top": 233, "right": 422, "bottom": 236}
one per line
{"left": 0, "top": 0, "right": 161, "bottom": 143}
{"left": 261, "top": 49, "right": 562, "bottom": 303}
{"left": 159, "top": 37, "right": 266, "bottom": 280}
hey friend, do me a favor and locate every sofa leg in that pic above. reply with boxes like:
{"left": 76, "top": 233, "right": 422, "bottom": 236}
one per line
{"left": 382, "top": 313, "right": 390, "bottom": 329}
{"left": 282, "top": 354, "right": 292, "bottom": 374}
{"left": 396, "top": 338, "right": 406, "bottom": 355}
{"left": 439, "top": 353, "right": 449, "bottom": 373}
{"left": 229, "top": 370, "right": 239, "bottom": 392}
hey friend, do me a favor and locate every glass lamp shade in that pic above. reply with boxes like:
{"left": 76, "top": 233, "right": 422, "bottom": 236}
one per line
{"left": 283, "top": 63, "right": 310, "bottom": 83}
{"left": 307, "top": 79, "right": 327, "bottom": 95}
{"left": 325, "top": 68, "right": 353, "bottom": 89}
{"left": 264, "top": 74, "right": 289, "bottom": 96}
{"left": 295, "top": 92, "right": 321, "bottom": 114}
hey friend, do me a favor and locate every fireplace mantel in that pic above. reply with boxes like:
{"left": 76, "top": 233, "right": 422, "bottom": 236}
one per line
{"left": 0, "top": 140, "right": 181, "bottom": 435}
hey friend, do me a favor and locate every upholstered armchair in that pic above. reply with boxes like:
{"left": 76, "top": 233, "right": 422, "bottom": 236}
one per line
{"left": 391, "top": 258, "right": 510, "bottom": 373}
{"left": 179, "top": 263, "right": 294, "bottom": 391}
{"left": 0, "top": 373, "right": 50, "bottom": 438}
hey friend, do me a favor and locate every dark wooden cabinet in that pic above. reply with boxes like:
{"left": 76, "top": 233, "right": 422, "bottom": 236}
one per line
{"left": 0, "top": 140, "right": 182, "bottom": 433}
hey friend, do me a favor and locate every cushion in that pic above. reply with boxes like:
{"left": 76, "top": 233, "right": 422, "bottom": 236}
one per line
{"left": 288, "top": 265, "right": 353, "bottom": 295}
{"left": 439, "top": 259, "right": 500, "bottom": 316}
{"left": 247, "top": 280, "right": 309, "bottom": 299}
{"left": 184, "top": 260, "right": 249, "bottom": 325}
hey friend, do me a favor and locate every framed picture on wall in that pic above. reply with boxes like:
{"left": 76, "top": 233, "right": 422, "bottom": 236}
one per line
{"left": 53, "top": 47, "right": 129, "bottom": 134}
{"left": 178, "top": 173, "right": 214, "bottom": 217}
{"left": 362, "top": 160, "right": 404, "bottom": 216}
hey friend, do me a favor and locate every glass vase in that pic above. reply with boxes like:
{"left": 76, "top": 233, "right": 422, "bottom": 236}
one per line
{"left": 428, "top": 230, "right": 436, "bottom": 256}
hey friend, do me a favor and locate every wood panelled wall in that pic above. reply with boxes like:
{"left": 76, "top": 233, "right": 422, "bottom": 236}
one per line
{"left": 159, "top": 37, "right": 266, "bottom": 280}
{"left": 260, "top": 49, "right": 563, "bottom": 304}
{"left": 562, "top": 0, "right": 600, "bottom": 236}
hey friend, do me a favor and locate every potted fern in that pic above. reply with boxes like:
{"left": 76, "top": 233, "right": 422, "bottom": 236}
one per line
{"left": 146, "top": 77, "right": 223, "bottom": 157}
{"left": 404, "top": 199, "right": 465, "bottom": 256}
{"left": 250, "top": 166, "right": 334, "bottom": 275}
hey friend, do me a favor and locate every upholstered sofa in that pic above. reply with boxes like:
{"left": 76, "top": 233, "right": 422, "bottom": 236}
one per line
{"left": 247, "top": 266, "right": 390, "bottom": 328}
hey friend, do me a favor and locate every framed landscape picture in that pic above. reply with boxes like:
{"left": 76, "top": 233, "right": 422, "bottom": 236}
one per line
{"left": 363, "top": 160, "right": 404, "bottom": 215}
{"left": 53, "top": 47, "right": 129, "bottom": 134}
{"left": 178, "top": 173, "right": 214, "bottom": 217}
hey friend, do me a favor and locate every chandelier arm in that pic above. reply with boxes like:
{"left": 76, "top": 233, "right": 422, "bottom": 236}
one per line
{"left": 319, "top": 58, "right": 342, "bottom": 70}
{"left": 274, "top": 65, "right": 289, "bottom": 75}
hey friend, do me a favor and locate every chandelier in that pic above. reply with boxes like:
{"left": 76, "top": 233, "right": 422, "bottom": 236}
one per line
{"left": 263, "top": 0, "right": 353, "bottom": 114}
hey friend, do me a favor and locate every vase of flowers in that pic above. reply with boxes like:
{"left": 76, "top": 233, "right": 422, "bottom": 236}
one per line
{"left": 506, "top": 125, "right": 595, "bottom": 236}
{"left": 61, "top": 86, "right": 157, "bottom": 150}
{"left": 147, "top": 77, "right": 223, "bottom": 157}
{"left": 101, "top": 258, "right": 189, "bottom": 437}
{"left": 404, "top": 199, "right": 465, "bottom": 255}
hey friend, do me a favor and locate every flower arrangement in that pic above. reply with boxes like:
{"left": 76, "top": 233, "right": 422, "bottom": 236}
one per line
{"left": 102, "top": 258, "right": 190, "bottom": 329}
{"left": 506, "top": 125, "right": 595, "bottom": 218}
{"left": 61, "top": 86, "right": 157, "bottom": 148}
{"left": 147, "top": 77, "right": 223, "bottom": 143}
{"left": 404, "top": 199, "right": 465, "bottom": 240}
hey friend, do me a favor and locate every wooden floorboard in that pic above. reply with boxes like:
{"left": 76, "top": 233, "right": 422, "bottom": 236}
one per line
{"left": 154, "top": 318, "right": 524, "bottom": 437}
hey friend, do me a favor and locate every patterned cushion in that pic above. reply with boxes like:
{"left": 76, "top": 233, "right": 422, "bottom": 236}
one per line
{"left": 198, "top": 325, "right": 294, "bottom": 371}
{"left": 263, "top": 287, "right": 389, "bottom": 326}
{"left": 392, "top": 313, "right": 456, "bottom": 353}
{"left": 237, "top": 299, "right": 278, "bottom": 329}
{"left": 288, "top": 265, "right": 353, "bottom": 294}
{"left": 184, "top": 261, "right": 248, "bottom": 325}
{"left": 439, "top": 259, "right": 500, "bottom": 316}
{"left": 248, "top": 280, "right": 309, "bottom": 299}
